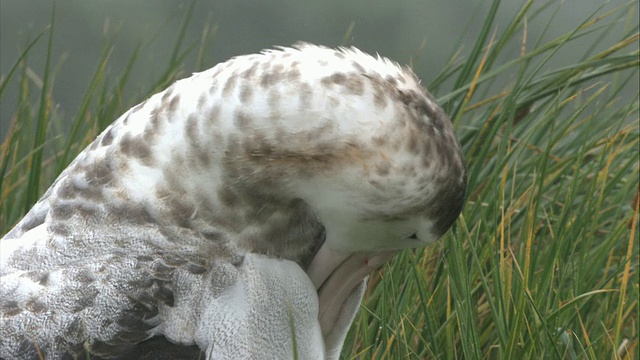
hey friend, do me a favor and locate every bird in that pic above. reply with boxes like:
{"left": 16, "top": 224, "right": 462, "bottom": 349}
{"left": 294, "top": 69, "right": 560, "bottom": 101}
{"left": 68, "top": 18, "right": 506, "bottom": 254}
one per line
{"left": 0, "top": 43, "right": 467, "bottom": 359}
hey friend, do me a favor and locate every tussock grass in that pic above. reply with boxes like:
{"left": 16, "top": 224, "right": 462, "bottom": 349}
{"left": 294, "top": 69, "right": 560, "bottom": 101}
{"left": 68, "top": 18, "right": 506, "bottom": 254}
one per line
{"left": 1, "top": 0, "right": 637, "bottom": 359}
{"left": 343, "top": 1, "right": 639, "bottom": 359}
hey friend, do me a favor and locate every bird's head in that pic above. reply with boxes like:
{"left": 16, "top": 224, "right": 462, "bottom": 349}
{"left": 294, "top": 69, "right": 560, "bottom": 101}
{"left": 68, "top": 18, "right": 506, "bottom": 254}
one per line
{"left": 246, "top": 44, "right": 468, "bottom": 338}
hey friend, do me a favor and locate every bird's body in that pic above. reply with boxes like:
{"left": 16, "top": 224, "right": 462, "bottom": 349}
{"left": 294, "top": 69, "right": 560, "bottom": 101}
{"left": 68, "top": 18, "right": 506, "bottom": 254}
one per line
{"left": 0, "top": 43, "right": 466, "bottom": 359}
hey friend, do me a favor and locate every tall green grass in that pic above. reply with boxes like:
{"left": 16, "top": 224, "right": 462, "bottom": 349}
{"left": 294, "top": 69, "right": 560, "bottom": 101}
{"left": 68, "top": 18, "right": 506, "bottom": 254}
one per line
{"left": 1, "top": 0, "right": 637, "bottom": 359}
{"left": 343, "top": 1, "right": 639, "bottom": 359}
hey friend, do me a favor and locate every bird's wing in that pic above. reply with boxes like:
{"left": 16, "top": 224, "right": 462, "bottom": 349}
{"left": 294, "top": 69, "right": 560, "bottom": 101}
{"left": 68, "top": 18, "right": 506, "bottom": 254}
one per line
{"left": 0, "top": 212, "right": 215, "bottom": 358}
{"left": 1, "top": 208, "right": 325, "bottom": 359}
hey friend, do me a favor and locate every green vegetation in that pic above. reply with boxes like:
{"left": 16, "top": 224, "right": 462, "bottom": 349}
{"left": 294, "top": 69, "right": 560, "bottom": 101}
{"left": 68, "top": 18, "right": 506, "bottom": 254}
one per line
{"left": 1, "top": 0, "right": 637, "bottom": 359}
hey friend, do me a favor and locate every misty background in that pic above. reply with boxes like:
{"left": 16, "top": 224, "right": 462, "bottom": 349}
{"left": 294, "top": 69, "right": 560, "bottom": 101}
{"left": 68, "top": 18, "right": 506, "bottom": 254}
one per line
{"left": 0, "top": 0, "right": 637, "bottom": 137}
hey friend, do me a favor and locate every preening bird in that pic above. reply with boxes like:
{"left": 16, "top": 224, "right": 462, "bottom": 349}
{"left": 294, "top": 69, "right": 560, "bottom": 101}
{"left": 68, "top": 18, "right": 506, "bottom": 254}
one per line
{"left": 0, "top": 43, "right": 466, "bottom": 359}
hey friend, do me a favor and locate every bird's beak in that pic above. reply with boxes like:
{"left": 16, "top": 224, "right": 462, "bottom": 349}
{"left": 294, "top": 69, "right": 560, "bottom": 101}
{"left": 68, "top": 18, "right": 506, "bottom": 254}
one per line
{"left": 306, "top": 244, "right": 397, "bottom": 336}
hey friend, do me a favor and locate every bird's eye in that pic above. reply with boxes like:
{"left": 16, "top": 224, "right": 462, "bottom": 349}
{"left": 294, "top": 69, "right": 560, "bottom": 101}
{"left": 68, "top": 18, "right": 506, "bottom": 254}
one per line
{"left": 407, "top": 233, "right": 418, "bottom": 240}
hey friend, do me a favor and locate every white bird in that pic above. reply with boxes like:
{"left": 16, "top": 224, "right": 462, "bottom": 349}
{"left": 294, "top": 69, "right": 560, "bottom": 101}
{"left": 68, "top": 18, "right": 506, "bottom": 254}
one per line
{"left": 0, "top": 43, "right": 466, "bottom": 359}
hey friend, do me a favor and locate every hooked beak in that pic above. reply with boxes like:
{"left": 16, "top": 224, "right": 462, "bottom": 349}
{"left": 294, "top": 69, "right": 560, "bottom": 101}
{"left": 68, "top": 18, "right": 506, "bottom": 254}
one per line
{"left": 306, "top": 243, "right": 397, "bottom": 336}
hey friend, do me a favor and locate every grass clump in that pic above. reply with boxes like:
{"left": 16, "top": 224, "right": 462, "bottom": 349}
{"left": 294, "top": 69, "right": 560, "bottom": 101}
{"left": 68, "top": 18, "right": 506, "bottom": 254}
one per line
{"left": 344, "top": 1, "right": 638, "bottom": 359}
{"left": 1, "top": 0, "right": 637, "bottom": 359}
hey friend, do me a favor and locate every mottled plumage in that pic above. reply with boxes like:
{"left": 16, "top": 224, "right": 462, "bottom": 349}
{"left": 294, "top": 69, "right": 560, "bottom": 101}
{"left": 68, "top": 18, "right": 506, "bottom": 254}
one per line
{"left": 0, "top": 43, "right": 466, "bottom": 359}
